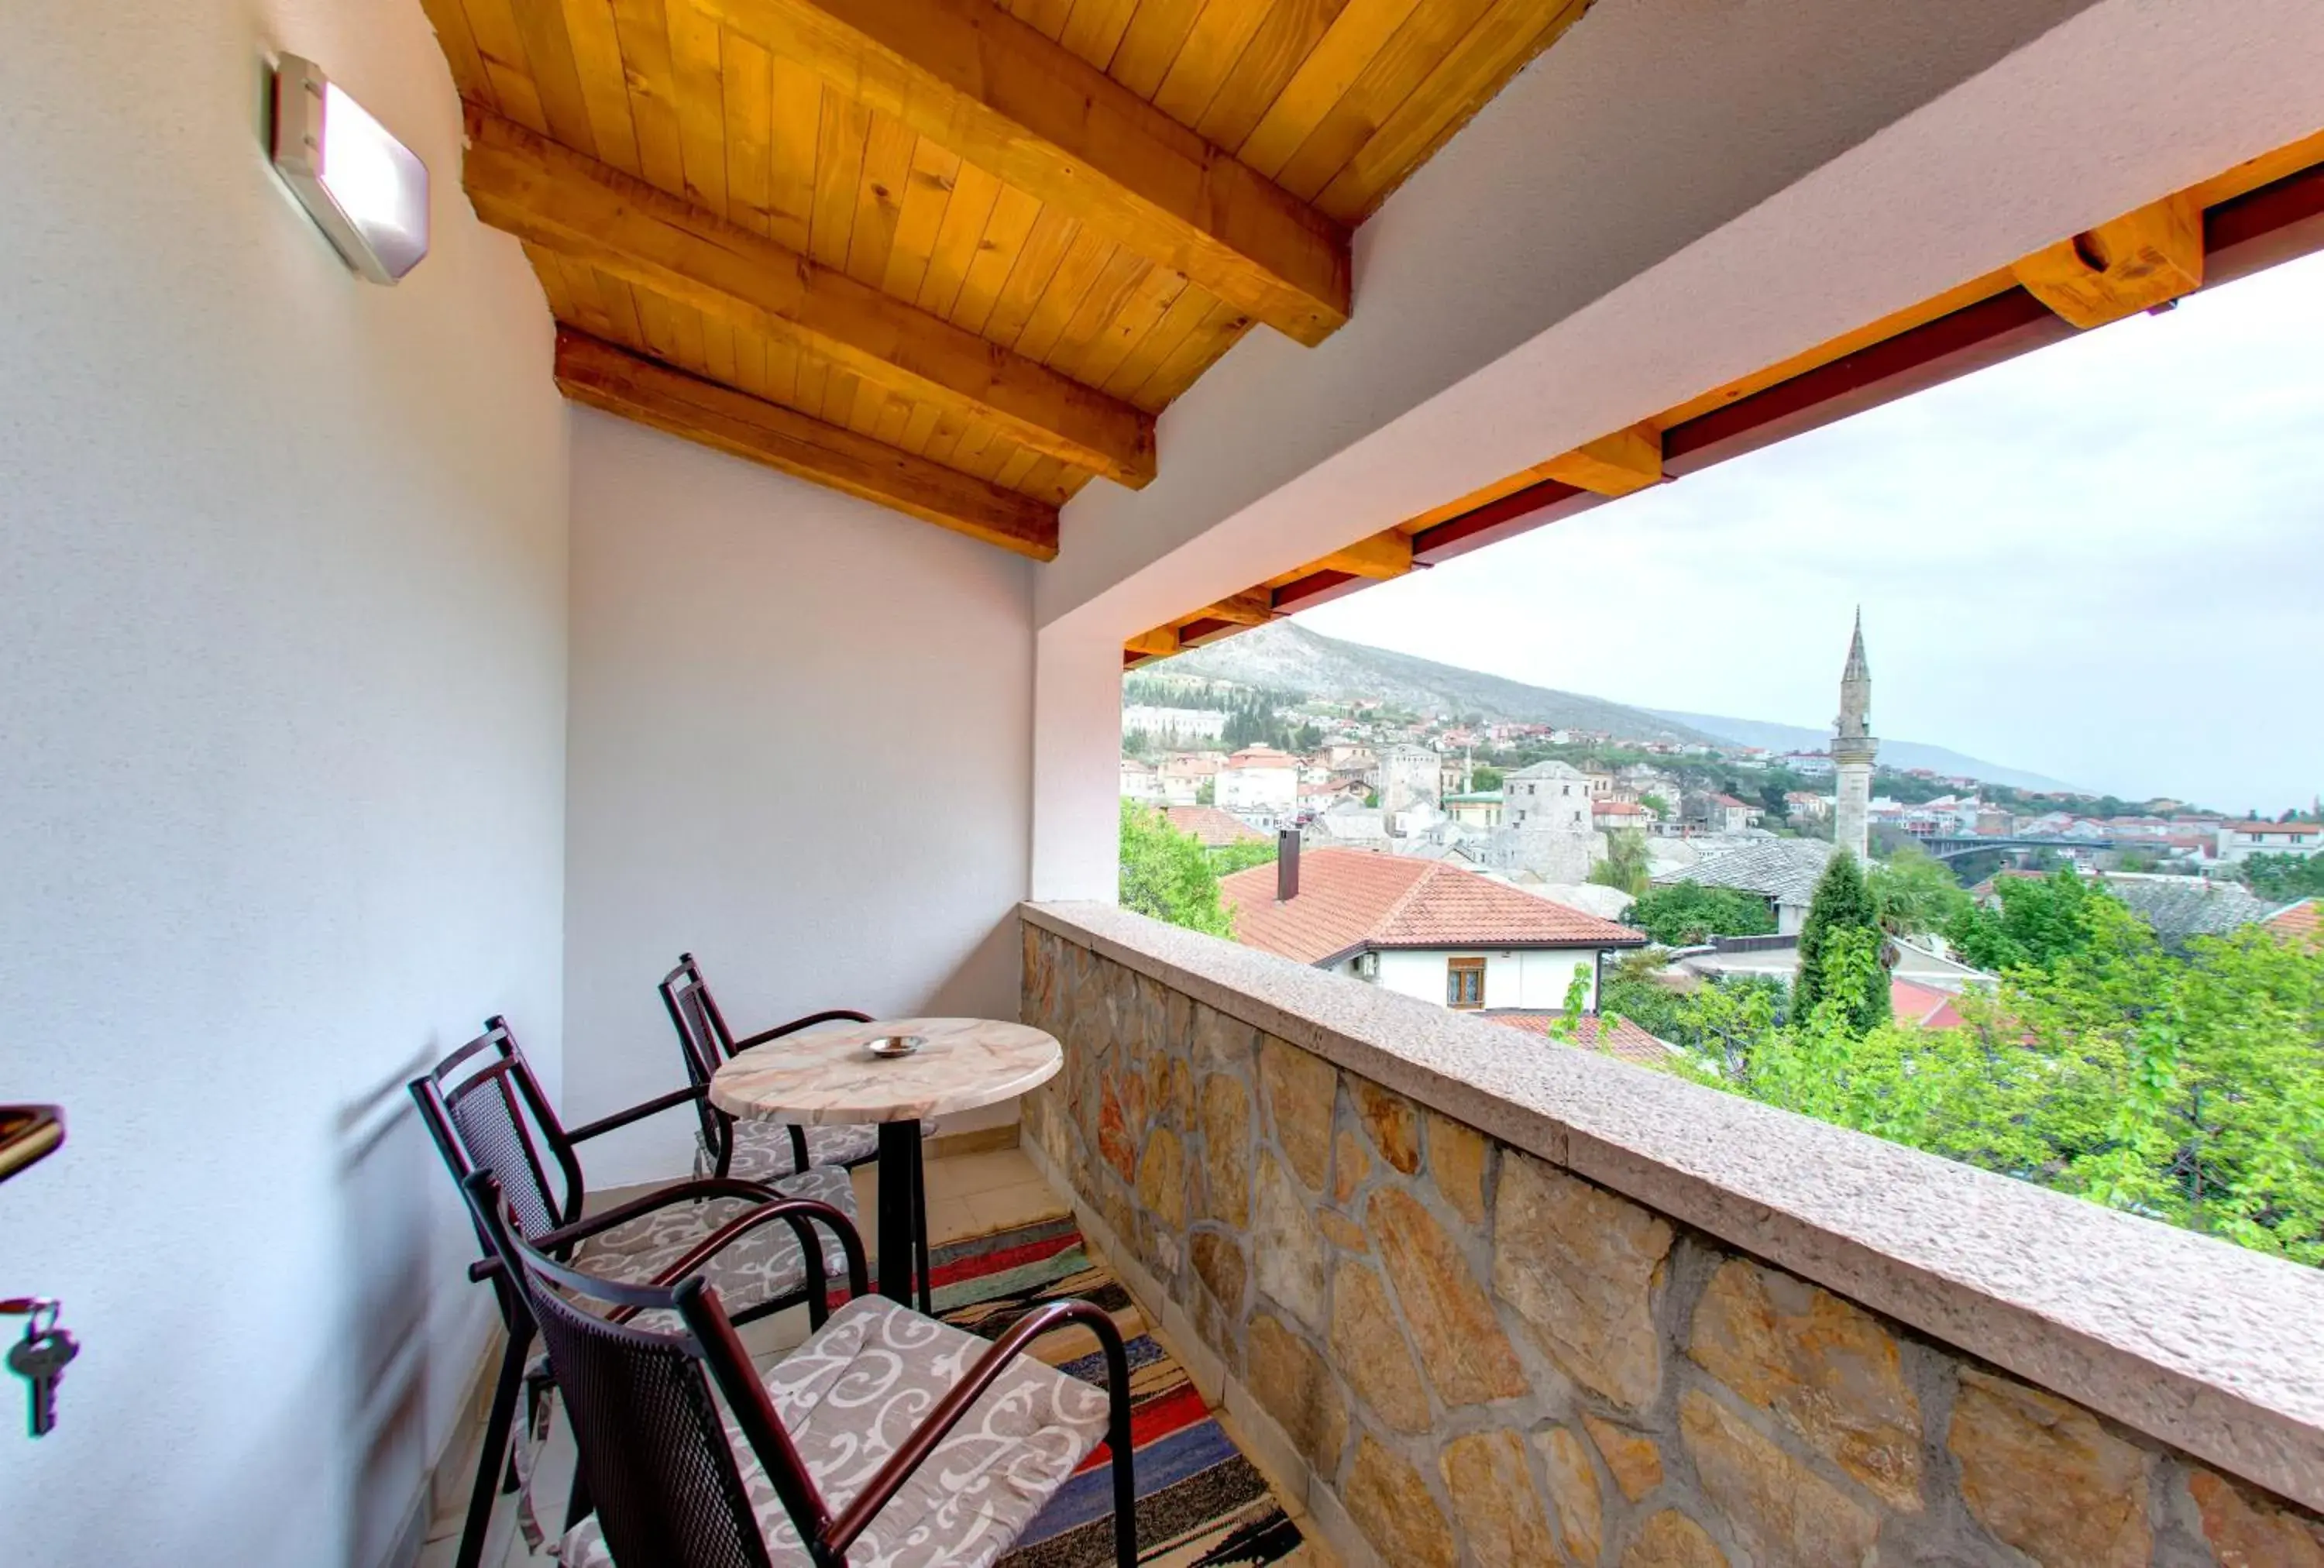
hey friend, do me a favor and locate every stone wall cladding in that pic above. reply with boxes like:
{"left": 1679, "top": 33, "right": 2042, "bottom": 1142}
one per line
{"left": 1019, "top": 922, "right": 2324, "bottom": 1568}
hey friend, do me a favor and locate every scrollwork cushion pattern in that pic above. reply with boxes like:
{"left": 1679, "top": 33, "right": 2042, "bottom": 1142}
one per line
{"left": 572, "top": 1163, "right": 858, "bottom": 1329}
{"left": 696, "top": 1120, "right": 937, "bottom": 1182}
{"left": 562, "top": 1295, "right": 1112, "bottom": 1567}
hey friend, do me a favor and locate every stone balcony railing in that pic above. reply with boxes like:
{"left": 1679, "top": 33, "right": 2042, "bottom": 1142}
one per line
{"left": 1017, "top": 902, "right": 2324, "bottom": 1568}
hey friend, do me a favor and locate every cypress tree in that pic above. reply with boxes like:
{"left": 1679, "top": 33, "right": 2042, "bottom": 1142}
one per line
{"left": 1796, "top": 852, "right": 1891, "bottom": 1033}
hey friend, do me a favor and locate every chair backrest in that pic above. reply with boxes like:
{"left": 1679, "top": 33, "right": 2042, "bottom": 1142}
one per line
{"left": 460, "top": 1170, "right": 834, "bottom": 1568}
{"left": 411, "top": 1018, "right": 583, "bottom": 1249}
{"left": 659, "top": 954, "right": 738, "bottom": 1170}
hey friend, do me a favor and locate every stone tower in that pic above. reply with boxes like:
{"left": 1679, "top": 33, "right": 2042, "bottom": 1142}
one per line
{"left": 1832, "top": 609, "right": 1877, "bottom": 862}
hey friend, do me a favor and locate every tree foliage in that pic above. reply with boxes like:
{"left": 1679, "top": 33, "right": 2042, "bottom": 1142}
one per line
{"left": 1944, "top": 868, "right": 2105, "bottom": 972}
{"left": 1867, "top": 845, "right": 1972, "bottom": 937}
{"left": 1118, "top": 801, "right": 1232, "bottom": 937}
{"left": 1209, "top": 839, "right": 1279, "bottom": 877}
{"left": 1624, "top": 882, "right": 1776, "bottom": 945}
{"left": 2241, "top": 851, "right": 2324, "bottom": 903}
{"left": 1588, "top": 829, "right": 1652, "bottom": 898}
{"left": 1796, "top": 854, "right": 1889, "bottom": 1033}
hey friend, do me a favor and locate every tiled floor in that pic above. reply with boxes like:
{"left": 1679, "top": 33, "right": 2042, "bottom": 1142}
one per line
{"left": 417, "top": 1143, "right": 1329, "bottom": 1567}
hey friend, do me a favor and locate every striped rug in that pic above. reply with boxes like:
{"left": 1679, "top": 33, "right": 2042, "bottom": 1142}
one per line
{"left": 924, "top": 1216, "right": 1309, "bottom": 1568}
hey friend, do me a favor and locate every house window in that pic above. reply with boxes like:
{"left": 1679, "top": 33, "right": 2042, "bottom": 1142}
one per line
{"left": 1447, "top": 957, "right": 1485, "bottom": 1009}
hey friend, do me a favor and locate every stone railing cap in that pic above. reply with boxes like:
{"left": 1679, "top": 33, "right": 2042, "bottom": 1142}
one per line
{"left": 1023, "top": 899, "right": 2324, "bottom": 1512}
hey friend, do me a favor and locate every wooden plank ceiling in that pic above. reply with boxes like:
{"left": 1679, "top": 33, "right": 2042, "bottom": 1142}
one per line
{"left": 418, "top": 0, "right": 1598, "bottom": 559}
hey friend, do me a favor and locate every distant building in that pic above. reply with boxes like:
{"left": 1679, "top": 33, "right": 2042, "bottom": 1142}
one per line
{"left": 1157, "top": 751, "right": 1220, "bottom": 805}
{"left": 1217, "top": 745, "right": 1300, "bottom": 820}
{"left": 1119, "top": 757, "right": 1160, "bottom": 802}
{"left": 1504, "top": 760, "right": 1590, "bottom": 831}
{"left": 1164, "top": 805, "right": 1270, "bottom": 847}
{"left": 1593, "top": 799, "right": 1652, "bottom": 832}
{"left": 1221, "top": 849, "right": 1645, "bottom": 1012}
{"left": 2215, "top": 820, "right": 2324, "bottom": 863}
{"left": 1121, "top": 704, "right": 1228, "bottom": 743}
{"left": 1377, "top": 742, "right": 1442, "bottom": 821}
{"left": 1697, "top": 793, "right": 1759, "bottom": 834}
{"left": 1446, "top": 789, "right": 1505, "bottom": 829}
{"left": 1784, "top": 790, "right": 1832, "bottom": 823}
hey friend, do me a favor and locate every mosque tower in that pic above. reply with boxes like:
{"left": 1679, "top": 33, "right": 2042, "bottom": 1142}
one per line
{"left": 1832, "top": 610, "right": 1876, "bottom": 863}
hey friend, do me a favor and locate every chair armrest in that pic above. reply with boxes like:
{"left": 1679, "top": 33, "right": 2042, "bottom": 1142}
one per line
{"left": 567, "top": 1081, "right": 705, "bottom": 1144}
{"left": 730, "top": 1010, "right": 876, "bottom": 1051}
{"left": 825, "top": 1299, "right": 1128, "bottom": 1555}
{"left": 465, "top": 1177, "right": 783, "bottom": 1282}
{"left": 608, "top": 1198, "right": 869, "bottom": 1321}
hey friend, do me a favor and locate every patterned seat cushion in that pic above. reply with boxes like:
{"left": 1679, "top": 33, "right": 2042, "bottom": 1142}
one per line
{"left": 696, "top": 1120, "right": 931, "bottom": 1183}
{"left": 571, "top": 1163, "right": 858, "bottom": 1329}
{"left": 562, "top": 1295, "right": 1112, "bottom": 1568}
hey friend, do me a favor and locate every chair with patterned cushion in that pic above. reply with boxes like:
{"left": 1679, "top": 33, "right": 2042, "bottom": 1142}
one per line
{"left": 460, "top": 1167, "right": 1138, "bottom": 1568}
{"left": 411, "top": 1018, "right": 861, "bottom": 1568}
{"left": 660, "top": 954, "right": 937, "bottom": 1309}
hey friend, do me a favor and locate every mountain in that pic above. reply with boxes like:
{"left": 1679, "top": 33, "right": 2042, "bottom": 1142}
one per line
{"left": 1159, "top": 623, "right": 1721, "bottom": 744}
{"left": 1157, "top": 623, "right": 2075, "bottom": 792}
{"left": 1646, "top": 710, "right": 2078, "bottom": 793}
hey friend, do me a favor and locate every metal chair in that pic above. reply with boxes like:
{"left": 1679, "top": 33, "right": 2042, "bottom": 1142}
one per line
{"left": 660, "top": 954, "right": 934, "bottom": 1310}
{"left": 462, "top": 1167, "right": 1139, "bottom": 1568}
{"left": 412, "top": 1017, "right": 860, "bottom": 1568}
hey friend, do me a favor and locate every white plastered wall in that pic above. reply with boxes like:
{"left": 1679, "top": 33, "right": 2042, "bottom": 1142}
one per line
{"left": 0, "top": 2, "right": 568, "bottom": 1565}
{"left": 562, "top": 411, "right": 1037, "bottom": 1188}
{"left": 1030, "top": 0, "right": 2324, "bottom": 901}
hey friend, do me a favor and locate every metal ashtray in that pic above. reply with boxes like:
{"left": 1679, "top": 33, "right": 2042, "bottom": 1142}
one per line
{"left": 865, "top": 1033, "right": 925, "bottom": 1059}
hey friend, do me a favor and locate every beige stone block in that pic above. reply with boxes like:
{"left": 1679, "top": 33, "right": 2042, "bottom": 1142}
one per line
{"left": 1198, "top": 1072, "right": 1252, "bottom": 1228}
{"left": 2189, "top": 1468, "right": 2324, "bottom": 1567}
{"left": 1354, "top": 1080, "right": 1421, "bottom": 1174}
{"left": 1192, "top": 1003, "right": 1257, "bottom": 1071}
{"left": 1260, "top": 1035, "right": 1337, "bottom": 1192}
{"left": 1326, "top": 1261, "right": 1432, "bottom": 1433}
{"left": 1332, "top": 1127, "right": 1370, "bottom": 1207}
{"left": 1621, "top": 1510, "right": 1727, "bottom": 1567}
{"left": 1582, "top": 1414, "right": 1662, "bottom": 1502}
{"left": 1370, "top": 1187, "right": 1528, "bottom": 1406}
{"left": 1948, "top": 1370, "right": 2150, "bottom": 1568}
{"left": 1253, "top": 1151, "right": 1329, "bottom": 1329}
{"left": 1424, "top": 1109, "right": 1487, "bottom": 1225}
{"left": 1686, "top": 1257, "right": 1922, "bottom": 1511}
{"left": 1492, "top": 1152, "right": 1671, "bottom": 1411}
{"left": 1536, "top": 1425, "right": 1604, "bottom": 1566}
{"left": 1315, "top": 1207, "right": 1368, "bottom": 1253}
{"left": 1246, "top": 1312, "right": 1348, "bottom": 1475}
{"left": 1342, "top": 1436, "right": 1457, "bottom": 1568}
{"left": 1098, "top": 1073, "right": 1136, "bottom": 1181}
{"left": 1442, "top": 1429, "right": 1557, "bottom": 1568}
{"left": 1679, "top": 1390, "right": 1878, "bottom": 1568}
{"left": 1136, "top": 1125, "right": 1188, "bottom": 1230}
{"left": 1193, "top": 1230, "right": 1248, "bottom": 1315}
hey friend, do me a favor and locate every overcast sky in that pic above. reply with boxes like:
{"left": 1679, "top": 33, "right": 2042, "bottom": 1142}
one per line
{"left": 1299, "top": 245, "right": 2324, "bottom": 814}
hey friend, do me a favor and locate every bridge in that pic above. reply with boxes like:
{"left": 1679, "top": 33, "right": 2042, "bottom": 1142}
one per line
{"left": 1918, "top": 834, "right": 2115, "bottom": 861}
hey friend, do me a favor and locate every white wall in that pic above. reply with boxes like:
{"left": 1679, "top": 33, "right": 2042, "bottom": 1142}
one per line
{"left": 562, "top": 412, "right": 1037, "bottom": 1187}
{"left": 0, "top": 3, "right": 568, "bottom": 1566}
{"left": 1367, "top": 948, "right": 1605, "bottom": 1012}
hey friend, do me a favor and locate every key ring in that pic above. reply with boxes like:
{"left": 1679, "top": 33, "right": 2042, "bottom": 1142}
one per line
{"left": 1, "top": 1298, "right": 59, "bottom": 1339}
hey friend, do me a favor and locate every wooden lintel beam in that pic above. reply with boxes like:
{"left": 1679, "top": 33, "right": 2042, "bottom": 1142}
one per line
{"left": 696, "top": 0, "right": 1350, "bottom": 346}
{"left": 554, "top": 328, "right": 1057, "bottom": 560}
{"left": 467, "top": 108, "right": 1153, "bottom": 488}
{"left": 2013, "top": 194, "right": 2204, "bottom": 329}
{"left": 1194, "top": 590, "right": 1276, "bottom": 627}
{"left": 1125, "top": 626, "right": 1181, "bottom": 658}
{"left": 1535, "top": 422, "right": 1666, "bottom": 497}
{"left": 1316, "top": 531, "right": 1414, "bottom": 580}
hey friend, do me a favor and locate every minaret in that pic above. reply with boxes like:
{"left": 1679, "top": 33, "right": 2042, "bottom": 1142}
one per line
{"left": 1831, "top": 610, "right": 1877, "bottom": 863}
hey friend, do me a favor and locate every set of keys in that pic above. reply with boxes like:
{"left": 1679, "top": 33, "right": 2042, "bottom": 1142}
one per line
{"left": 3, "top": 1298, "right": 78, "bottom": 1437}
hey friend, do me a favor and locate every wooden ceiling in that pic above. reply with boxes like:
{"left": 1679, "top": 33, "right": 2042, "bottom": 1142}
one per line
{"left": 419, "top": 0, "right": 1599, "bottom": 558}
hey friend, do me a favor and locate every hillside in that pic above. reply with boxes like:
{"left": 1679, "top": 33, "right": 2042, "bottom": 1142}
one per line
{"left": 1159, "top": 623, "right": 1720, "bottom": 744}
{"left": 1647, "top": 710, "right": 2078, "bottom": 793}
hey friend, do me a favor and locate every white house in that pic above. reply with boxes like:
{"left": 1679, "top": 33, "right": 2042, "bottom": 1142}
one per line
{"left": 2216, "top": 820, "right": 2324, "bottom": 862}
{"left": 1216, "top": 745, "right": 1300, "bottom": 820}
{"left": 1504, "top": 760, "right": 1590, "bottom": 831}
{"left": 1119, "top": 757, "right": 1161, "bottom": 802}
{"left": 1219, "top": 849, "right": 1646, "bottom": 1013}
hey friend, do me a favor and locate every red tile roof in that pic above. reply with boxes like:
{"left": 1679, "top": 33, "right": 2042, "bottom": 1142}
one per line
{"left": 1164, "top": 805, "right": 1270, "bottom": 847}
{"left": 1485, "top": 1012, "right": 1673, "bottom": 1067}
{"left": 1221, "top": 849, "right": 1644, "bottom": 965}
{"left": 1890, "top": 978, "right": 1966, "bottom": 1030}
{"left": 1594, "top": 800, "right": 1646, "bottom": 815}
{"left": 2266, "top": 898, "right": 2319, "bottom": 941}
{"left": 1708, "top": 794, "right": 1750, "bottom": 809}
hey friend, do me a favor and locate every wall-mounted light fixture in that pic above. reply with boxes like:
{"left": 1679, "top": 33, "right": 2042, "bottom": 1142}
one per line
{"left": 270, "top": 54, "right": 429, "bottom": 284}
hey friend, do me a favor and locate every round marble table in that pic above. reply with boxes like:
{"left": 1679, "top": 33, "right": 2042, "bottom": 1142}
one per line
{"left": 709, "top": 1018, "right": 1062, "bottom": 1303}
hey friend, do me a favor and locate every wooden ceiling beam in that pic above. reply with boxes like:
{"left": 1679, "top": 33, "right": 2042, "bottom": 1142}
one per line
{"left": 1190, "top": 590, "right": 1276, "bottom": 627}
{"left": 1315, "top": 531, "right": 1414, "bottom": 579}
{"left": 696, "top": 0, "right": 1352, "bottom": 346}
{"left": 466, "top": 108, "right": 1154, "bottom": 489}
{"left": 554, "top": 328, "right": 1059, "bottom": 559}
{"left": 2013, "top": 194, "right": 2204, "bottom": 329}
{"left": 1125, "top": 625, "right": 1182, "bottom": 658}
{"left": 1535, "top": 421, "right": 1666, "bottom": 497}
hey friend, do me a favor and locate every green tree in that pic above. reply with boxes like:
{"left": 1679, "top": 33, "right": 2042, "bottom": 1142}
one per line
{"left": 1118, "top": 801, "right": 1232, "bottom": 937}
{"left": 2241, "top": 851, "right": 2324, "bottom": 903}
{"left": 1209, "top": 838, "right": 1279, "bottom": 877}
{"left": 1472, "top": 763, "right": 1504, "bottom": 792}
{"left": 1624, "top": 882, "right": 1776, "bottom": 945}
{"left": 1195, "top": 777, "right": 1215, "bottom": 806}
{"left": 1868, "top": 845, "right": 1972, "bottom": 938}
{"left": 1945, "top": 868, "right": 2107, "bottom": 972}
{"left": 1639, "top": 792, "right": 1672, "bottom": 820}
{"left": 1796, "top": 854, "right": 1889, "bottom": 1033}
{"left": 1588, "top": 829, "right": 1652, "bottom": 898}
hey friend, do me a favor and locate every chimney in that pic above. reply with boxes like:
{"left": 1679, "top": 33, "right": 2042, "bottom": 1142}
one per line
{"left": 1276, "top": 829, "right": 1301, "bottom": 903}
